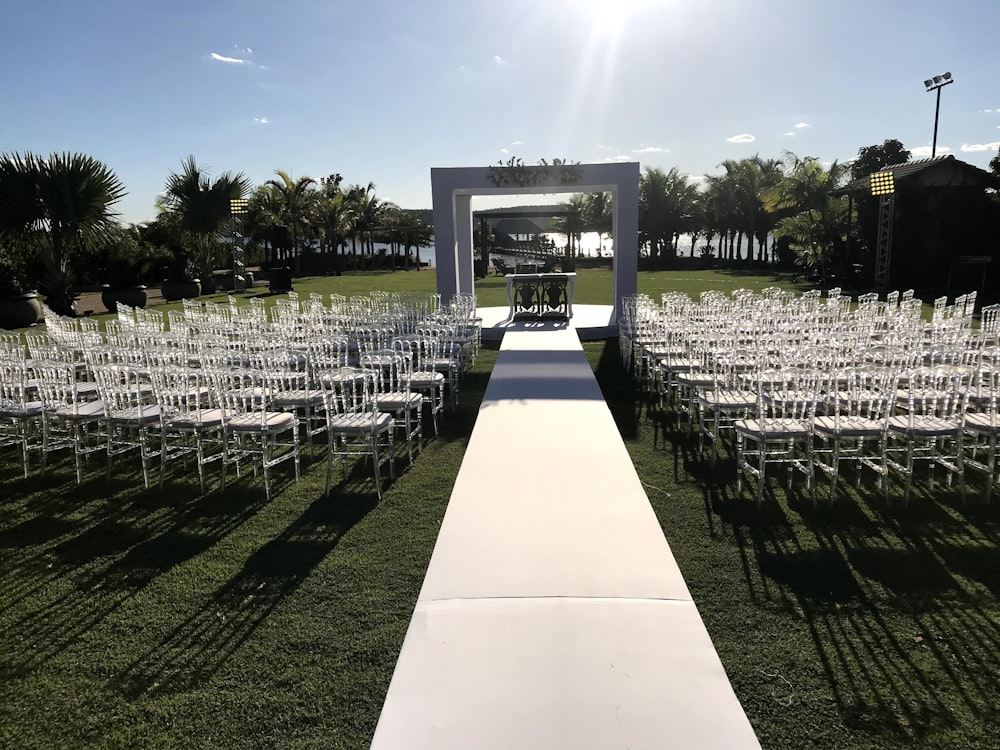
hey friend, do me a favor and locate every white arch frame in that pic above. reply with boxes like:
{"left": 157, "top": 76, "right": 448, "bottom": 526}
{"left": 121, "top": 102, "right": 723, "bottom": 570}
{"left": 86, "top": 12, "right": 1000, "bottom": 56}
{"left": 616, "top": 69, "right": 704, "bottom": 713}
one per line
{"left": 431, "top": 162, "right": 640, "bottom": 322}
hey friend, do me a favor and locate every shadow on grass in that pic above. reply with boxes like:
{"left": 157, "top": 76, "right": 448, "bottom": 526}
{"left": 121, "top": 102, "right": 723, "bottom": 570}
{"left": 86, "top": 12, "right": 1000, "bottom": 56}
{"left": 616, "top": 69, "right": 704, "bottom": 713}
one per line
{"left": 0, "top": 463, "right": 273, "bottom": 678}
{"left": 115, "top": 487, "right": 378, "bottom": 698}
{"left": 595, "top": 351, "right": 1000, "bottom": 744}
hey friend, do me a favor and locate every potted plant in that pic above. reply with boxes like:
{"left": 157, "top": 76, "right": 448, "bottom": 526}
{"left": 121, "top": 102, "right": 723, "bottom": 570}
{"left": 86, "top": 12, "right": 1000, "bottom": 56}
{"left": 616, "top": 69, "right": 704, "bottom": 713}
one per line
{"left": 0, "top": 151, "right": 126, "bottom": 317}
{"left": 0, "top": 239, "right": 43, "bottom": 329}
{"left": 140, "top": 214, "right": 201, "bottom": 301}
{"left": 98, "top": 225, "right": 155, "bottom": 312}
{"left": 101, "top": 259, "right": 147, "bottom": 312}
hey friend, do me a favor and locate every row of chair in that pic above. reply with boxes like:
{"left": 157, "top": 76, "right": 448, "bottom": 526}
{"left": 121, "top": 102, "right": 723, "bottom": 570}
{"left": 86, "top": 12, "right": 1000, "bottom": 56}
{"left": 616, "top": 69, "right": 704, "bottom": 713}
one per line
{"left": 1, "top": 292, "right": 481, "bottom": 499}
{"left": 621, "top": 289, "right": 1000, "bottom": 506}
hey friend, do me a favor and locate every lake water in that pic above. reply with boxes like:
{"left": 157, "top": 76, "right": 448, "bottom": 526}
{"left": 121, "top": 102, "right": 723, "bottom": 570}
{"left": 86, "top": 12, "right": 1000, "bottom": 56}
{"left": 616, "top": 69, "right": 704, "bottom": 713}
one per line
{"left": 377, "top": 232, "right": 704, "bottom": 268}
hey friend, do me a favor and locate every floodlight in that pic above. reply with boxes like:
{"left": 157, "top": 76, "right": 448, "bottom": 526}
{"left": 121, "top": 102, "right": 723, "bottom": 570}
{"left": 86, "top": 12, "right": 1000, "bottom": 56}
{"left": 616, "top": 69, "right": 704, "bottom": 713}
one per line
{"left": 923, "top": 71, "right": 955, "bottom": 157}
{"left": 869, "top": 171, "right": 895, "bottom": 196}
{"left": 230, "top": 198, "right": 250, "bottom": 214}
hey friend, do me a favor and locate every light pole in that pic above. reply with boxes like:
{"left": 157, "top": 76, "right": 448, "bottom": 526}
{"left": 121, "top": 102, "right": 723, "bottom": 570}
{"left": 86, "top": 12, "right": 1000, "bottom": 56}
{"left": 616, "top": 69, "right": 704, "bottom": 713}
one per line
{"left": 870, "top": 169, "right": 895, "bottom": 291}
{"left": 923, "top": 72, "right": 954, "bottom": 159}
{"left": 230, "top": 198, "right": 249, "bottom": 293}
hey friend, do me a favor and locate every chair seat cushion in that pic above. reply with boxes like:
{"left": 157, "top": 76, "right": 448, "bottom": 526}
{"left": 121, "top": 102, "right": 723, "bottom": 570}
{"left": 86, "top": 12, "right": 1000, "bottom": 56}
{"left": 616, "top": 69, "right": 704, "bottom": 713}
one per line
{"left": 410, "top": 371, "right": 445, "bottom": 385}
{"left": 887, "top": 415, "right": 962, "bottom": 436}
{"left": 108, "top": 404, "right": 162, "bottom": 425}
{"left": 227, "top": 411, "right": 297, "bottom": 433}
{"left": 379, "top": 392, "right": 423, "bottom": 410}
{"left": 53, "top": 400, "right": 106, "bottom": 421}
{"left": 966, "top": 412, "right": 1000, "bottom": 433}
{"left": 166, "top": 408, "right": 226, "bottom": 430}
{"left": 735, "top": 418, "right": 811, "bottom": 439}
{"left": 0, "top": 400, "right": 44, "bottom": 418}
{"left": 699, "top": 390, "right": 756, "bottom": 408}
{"left": 327, "top": 412, "right": 393, "bottom": 435}
{"left": 272, "top": 389, "right": 324, "bottom": 408}
{"left": 813, "top": 415, "right": 883, "bottom": 437}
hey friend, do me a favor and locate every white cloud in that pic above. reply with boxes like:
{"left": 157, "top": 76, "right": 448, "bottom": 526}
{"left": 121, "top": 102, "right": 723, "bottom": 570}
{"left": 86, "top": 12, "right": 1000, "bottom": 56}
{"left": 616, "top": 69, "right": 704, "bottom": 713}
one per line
{"left": 632, "top": 146, "right": 667, "bottom": 153}
{"left": 600, "top": 154, "right": 632, "bottom": 163}
{"left": 783, "top": 131, "right": 796, "bottom": 137}
{"left": 795, "top": 122, "right": 810, "bottom": 129}
{"left": 726, "top": 134, "right": 755, "bottom": 143}
{"left": 254, "top": 117, "right": 270, "bottom": 125}
{"left": 211, "top": 52, "right": 246, "bottom": 64}
{"left": 961, "top": 141, "right": 1000, "bottom": 152}
{"left": 500, "top": 148, "right": 509, "bottom": 154}
{"left": 512, "top": 140, "right": 524, "bottom": 145}
{"left": 494, "top": 55, "right": 506, "bottom": 64}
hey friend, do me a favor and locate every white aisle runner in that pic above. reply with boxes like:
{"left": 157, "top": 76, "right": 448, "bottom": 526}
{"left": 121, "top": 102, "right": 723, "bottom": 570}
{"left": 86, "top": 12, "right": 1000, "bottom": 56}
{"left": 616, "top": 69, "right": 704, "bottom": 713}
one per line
{"left": 370, "top": 329, "right": 761, "bottom": 749}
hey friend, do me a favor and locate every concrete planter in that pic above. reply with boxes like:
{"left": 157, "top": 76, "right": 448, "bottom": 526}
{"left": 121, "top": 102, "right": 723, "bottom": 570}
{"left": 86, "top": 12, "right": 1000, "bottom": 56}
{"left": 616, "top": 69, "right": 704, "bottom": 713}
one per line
{"left": 101, "top": 285, "right": 148, "bottom": 313}
{"left": 161, "top": 278, "right": 201, "bottom": 301}
{"left": 0, "top": 291, "right": 44, "bottom": 329}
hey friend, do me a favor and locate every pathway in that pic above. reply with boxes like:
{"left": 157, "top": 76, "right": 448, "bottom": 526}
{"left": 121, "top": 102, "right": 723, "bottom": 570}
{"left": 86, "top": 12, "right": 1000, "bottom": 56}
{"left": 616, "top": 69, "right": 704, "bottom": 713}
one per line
{"left": 370, "top": 328, "right": 761, "bottom": 749}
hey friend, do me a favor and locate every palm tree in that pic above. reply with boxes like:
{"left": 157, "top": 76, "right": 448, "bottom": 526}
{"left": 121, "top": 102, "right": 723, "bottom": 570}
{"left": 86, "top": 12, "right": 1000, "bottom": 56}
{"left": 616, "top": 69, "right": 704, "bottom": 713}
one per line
{"left": 246, "top": 183, "right": 286, "bottom": 266}
{"left": 582, "top": 192, "right": 613, "bottom": 256}
{"left": 346, "top": 182, "right": 390, "bottom": 259}
{"left": 639, "top": 167, "right": 699, "bottom": 262}
{"left": 0, "top": 151, "right": 126, "bottom": 315}
{"left": 161, "top": 156, "right": 251, "bottom": 288}
{"left": 762, "top": 153, "right": 854, "bottom": 280}
{"left": 264, "top": 170, "right": 318, "bottom": 273}
{"left": 553, "top": 194, "right": 587, "bottom": 262}
{"left": 314, "top": 181, "right": 354, "bottom": 273}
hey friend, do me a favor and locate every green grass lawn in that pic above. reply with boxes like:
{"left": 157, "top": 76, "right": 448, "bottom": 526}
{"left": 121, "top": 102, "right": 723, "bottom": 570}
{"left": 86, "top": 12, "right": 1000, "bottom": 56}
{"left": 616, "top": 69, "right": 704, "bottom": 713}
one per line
{"left": 587, "top": 340, "right": 1000, "bottom": 750}
{"left": 2, "top": 270, "right": 991, "bottom": 748}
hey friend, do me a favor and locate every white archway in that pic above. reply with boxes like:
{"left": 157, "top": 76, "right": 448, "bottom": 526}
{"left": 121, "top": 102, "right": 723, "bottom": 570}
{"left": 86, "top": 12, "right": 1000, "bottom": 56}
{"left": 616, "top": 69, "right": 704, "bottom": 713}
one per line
{"left": 431, "top": 162, "right": 640, "bottom": 323}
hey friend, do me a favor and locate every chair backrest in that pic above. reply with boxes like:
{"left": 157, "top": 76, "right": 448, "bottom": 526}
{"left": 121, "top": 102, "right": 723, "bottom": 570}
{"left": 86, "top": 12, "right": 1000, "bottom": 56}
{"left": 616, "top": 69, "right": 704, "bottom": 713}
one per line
{"left": 901, "top": 366, "right": 968, "bottom": 420}
{"left": 34, "top": 359, "right": 95, "bottom": 414}
{"left": 320, "top": 368, "right": 378, "bottom": 417}
{"left": 0, "top": 358, "right": 32, "bottom": 409}
{"left": 829, "top": 366, "right": 898, "bottom": 423}
{"left": 361, "top": 350, "right": 412, "bottom": 394}
{"left": 208, "top": 368, "right": 278, "bottom": 430}
{"left": 760, "top": 367, "right": 828, "bottom": 420}
{"left": 150, "top": 366, "right": 214, "bottom": 421}
{"left": 92, "top": 364, "right": 148, "bottom": 415}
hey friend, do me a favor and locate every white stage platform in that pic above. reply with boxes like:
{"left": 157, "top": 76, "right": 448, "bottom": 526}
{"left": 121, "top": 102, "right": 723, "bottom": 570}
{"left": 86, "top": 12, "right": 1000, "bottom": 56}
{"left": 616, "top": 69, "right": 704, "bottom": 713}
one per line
{"left": 370, "top": 329, "right": 761, "bottom": 749}
{"left": 478, "top": 304, "right": 617, "bottom": 342}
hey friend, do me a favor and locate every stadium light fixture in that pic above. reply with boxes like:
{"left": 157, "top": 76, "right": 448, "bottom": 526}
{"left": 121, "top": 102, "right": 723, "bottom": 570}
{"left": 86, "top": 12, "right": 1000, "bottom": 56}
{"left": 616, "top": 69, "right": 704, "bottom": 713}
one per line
{"left": 923, "top": 71, "right": 954, "bottom": 159}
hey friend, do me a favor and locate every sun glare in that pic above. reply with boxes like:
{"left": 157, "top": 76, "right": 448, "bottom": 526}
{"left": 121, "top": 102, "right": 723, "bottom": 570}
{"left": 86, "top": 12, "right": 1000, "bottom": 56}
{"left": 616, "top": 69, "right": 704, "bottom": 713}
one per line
{"left": 567, "top": 0, "right": 665, "bottom": 39}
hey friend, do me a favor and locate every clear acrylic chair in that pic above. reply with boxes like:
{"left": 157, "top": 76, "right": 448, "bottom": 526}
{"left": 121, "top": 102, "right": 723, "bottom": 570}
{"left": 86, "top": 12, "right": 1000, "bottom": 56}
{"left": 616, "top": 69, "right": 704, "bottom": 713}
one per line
{"left": 33, "top": 359, "right": 106, "bottom": 484}
{"left": 734, "top": 368, "right": 825, "bottom": 505}
{"left": 150, "top": 366, "right": 225, "bottom": 492}
{"left": 812, "top": 366, "right": 898, "bottom": 505}
{"left": 91, "top": 364, "right": 163, "bottom": 489}
{"left": 321, "top": 370, "right": 394, "bottom": 499}
{"left": 0, "top": 358, "right": 46, "bottom": 477}
{"left": 361, "top": 350, "right": 423, "bottom": 466}
{"left": 394, "top": 335, "right": 445, "bottom": 437}
{"left": 886, "top": 366, "right": 968, "bottom": 505}
{"left": 963, "top": 366, "right": 1000, "bottom": 502}
{"left": 209, "top": 367, "right": 301, "bottom": 500}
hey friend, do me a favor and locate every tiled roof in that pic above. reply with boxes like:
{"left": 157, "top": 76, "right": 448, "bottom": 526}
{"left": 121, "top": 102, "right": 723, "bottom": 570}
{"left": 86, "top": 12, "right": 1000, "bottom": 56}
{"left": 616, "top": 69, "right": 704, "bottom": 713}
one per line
{"left": 832, "top": 155, "right": 1000, "bottom": 195}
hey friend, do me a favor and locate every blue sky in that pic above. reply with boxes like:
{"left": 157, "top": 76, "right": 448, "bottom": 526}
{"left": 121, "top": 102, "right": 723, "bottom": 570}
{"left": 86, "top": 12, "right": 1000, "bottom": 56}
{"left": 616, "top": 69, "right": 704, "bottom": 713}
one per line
{"left": 3, "top": 0, "right": 999, "bottom": 224}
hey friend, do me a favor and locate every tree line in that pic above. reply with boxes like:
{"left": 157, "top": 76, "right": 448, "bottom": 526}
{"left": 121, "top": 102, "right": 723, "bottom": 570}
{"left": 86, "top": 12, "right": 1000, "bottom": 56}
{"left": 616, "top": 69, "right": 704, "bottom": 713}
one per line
{"left": 2, "top": 141, "right": 999, "bottom": 315}
{"left": 0, "top": 154, "right": 433, "bottom": 315}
